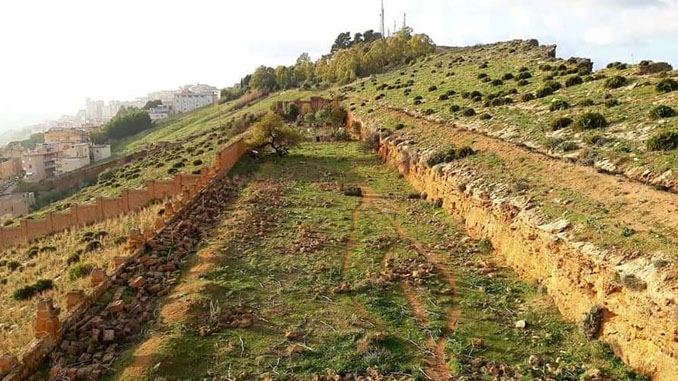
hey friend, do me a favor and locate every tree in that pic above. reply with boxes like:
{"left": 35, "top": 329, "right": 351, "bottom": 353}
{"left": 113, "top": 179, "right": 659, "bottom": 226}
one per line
{"left": 143, "top": 99, "right": 162, "bottom": 110}
{"left": 303, "top": 111, "right": 316, "bottom": 126}
{"left": 275, "top": 65, "right": 294, "bottom": 89}
{"left": 316, "top": 109, "right": 331, "bottom": 126}
{"left": 250, "top": 66, "right": 277, "bottom": 93}
{"left": 363, "top": 29, "right": 382, "bottom": 43}
{"left": 352, "top": 32, "right": 364, "bottom": 45}
{"left": 331, "top": 32, "right": 352, "bottom": 53}
{"left": 91, "top": 109, "right": 151, "bottom": 143}
{"left": 247, "top": 112, "right": 303, "bottom": 156}
{"left": 220, "top": 85, "right": 246, "bottom": 102}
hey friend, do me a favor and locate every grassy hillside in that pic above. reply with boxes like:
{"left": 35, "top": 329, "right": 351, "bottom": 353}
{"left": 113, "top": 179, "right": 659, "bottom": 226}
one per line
{"left": 344, "top": 39, "right": 678, "bottom": 185}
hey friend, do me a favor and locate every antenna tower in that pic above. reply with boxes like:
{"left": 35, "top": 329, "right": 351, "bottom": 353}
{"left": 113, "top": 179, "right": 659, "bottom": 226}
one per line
{"left": 380, "top": 0, "right": 385, "bottom": 38}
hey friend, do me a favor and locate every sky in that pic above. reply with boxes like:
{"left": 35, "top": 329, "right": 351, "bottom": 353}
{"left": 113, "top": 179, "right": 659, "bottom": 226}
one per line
{"left": 1, "top": 0, "right": 677, "bottom": 132}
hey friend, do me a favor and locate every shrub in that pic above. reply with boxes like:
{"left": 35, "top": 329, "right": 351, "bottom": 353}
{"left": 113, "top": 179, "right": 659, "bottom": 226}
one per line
{"left": 67, "top": 253, "right": 81, "bottom": 265}
{"left": 520, "top": 93, "right": 535, "bottom": 102}
{"left": 565, "top": 76, "right": 583, "bottom": 87}
{"left": 27, "top": 246, "right": 39, "bottom": 259}
{"left": 7, "top": 261, "right": 20, "bottom": 271}
{"left": 544, "top": 80, "right": 562, "bottom": 91}
{"left": 502, "top": 73, "right": 514, "bottom": 80}
{"left": 649, "top": 105, "right": 676, "bottom": 120}
{"left": 477, "top": 73, "right": 488, "bottom": 79}
{"left": 69, "top": 263, "right": 94, "bottom": 280}
{"left": 449, "top": 105, "right": 460, "bottom": 112}
{"left": 517, "top": 79, "right": 529, "bottom": 87}
{"left": 13, "top": 279, "right": 54, "bottom": 301}
{"left": 426, "top": 145, "right": 475, "bottom": 167}
{"left": 446, "top": 90, "right": 457, "bottom": 96}
{"left": 575, "top": 113, "right": 608, "bottom": 131}
{"left": 490, "top": 79, "right": 503, "bottom": 86}
{"left": 605, "top": 75, "right": 627, "bottom": 89}
{"left": 192, "top": 159, "right": 203, "bottom": 166}
{"left": 550, "top": 117, "right": 573, "bottom": 131}
{"left": 428, "top": 85, "right": 438, "bottom": 92}
{"left": 539, "top": 64, "right": 553, "bottom": 71}
{"left": 578, "top": 99, "right": 595, "bottom": 107}
{"left": 646, "top": 130, "right": 678, "bottom": 151}
{"left": 343, "top": 187, "right": 363, "bottom": 197}
{"left": 535, "top": 86, "right": 554, "bottom": 98}
{"left": 462, "top": 108, "right": 476, "bottom": 117}
{"left": 395, "top": 123, "right": 405, "bottom": 130}
{"left": 656, "top": 78, "right": 678, "bottom": 93}
{"left": 519, "top": 66, "right": 529, "bottom": 72}
{"left": 479, "top": 113, "right": 493, "bottom": 120}
{"left": 549, "top": 99, "right": 570, "bottom": 112}
{"left": 438, "top": 94, "right": 449, "bottom": 101}
{"left": 516, "top": 72, "right": 532, "bottom": 80}
{"left": 604, "top": 99, "right": 619, "bottom": 108}
{"left": 85, "top": 240, "right": 103, "bottom": 253}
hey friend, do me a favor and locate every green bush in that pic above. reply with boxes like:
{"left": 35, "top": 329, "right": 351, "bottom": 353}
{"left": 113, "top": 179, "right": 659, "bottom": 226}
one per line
{"left": 578, "top": 99, "right": 595, "bottom": 107}
{"left": 605, "top": 75, "right": 627, "bottom": 89}
{"left": 575, "top": 113, "right": 608, "bottom": 131}
{"left": 535, "top": 86, "right": 554, "bottom": 98}
{"left": 516, "top": 72, "right": 532, "bottom": 80}
{"left": 520, "top": 93, "right": 535, "bottom": 102}
{"left": 477, "top": 73, "right": 488, "bottom": 79}
{"left": 604, "top": 99, "right": 620, "bottom": 108}
{"left": 490, "top": 79, "right": 503, "bottom": 86}
{"left": 479, "top": 113, "right": 493, "bottom": 120}
{"left": 502, "top": 73, "right": 514, "bottom": 80}
{"left": 517, "top": 79, "right": 529, "bottom": 86}
{"left": 565, "top": 76, "right": 583, "bottom": 87}
{"left": 550, "top": 117, "right": 573, "bottom": 131}
{"left": 7, "top": 261, "right": 20, "bottom": 271}
{"left": 428, "top": 85, "right": 438, "bottom": 92}
{"left": 549, "top": 99, "right": 570, "bottom": 111}
{"left": 649, "top": 105, "right": 676, "bottom": 120}
{"left": 462, "top": 108, "right": 476, "bottom": 117}
{"left": 13, "top": 279, "right": 54, "bottom": 301}
{"left": 67, "top": 253, "right": 81, "bottom": 265}
{"left": 69, "top": 263, "right": 94, "bottom": 280}
{"left": 449, "top": 105, "right": 460, "bottom": 112}
{"left": 656, "top": 78, "right": 678, "bottom": 93}
{"left": 646, "top": 130, "right": 678, "bottom": 151}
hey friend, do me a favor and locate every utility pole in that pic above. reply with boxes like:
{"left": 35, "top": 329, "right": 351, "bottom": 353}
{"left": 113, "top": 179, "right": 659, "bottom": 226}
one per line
{"left": 380, "top": 0, "right": 385, "bottom": 38}
{"left": 393, "top": 20, "right": 397, "bottom": 35}
{"left": 403, "top": 13, "right": 406, "bottom": 29}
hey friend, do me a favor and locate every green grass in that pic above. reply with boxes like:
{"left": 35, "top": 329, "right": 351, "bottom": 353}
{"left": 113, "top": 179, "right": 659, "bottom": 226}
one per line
{"left": 111, "top": 142, "right": 643, "bottom": 380}
{"left": 344, "top": 40, "right": 678, "bottom": 178}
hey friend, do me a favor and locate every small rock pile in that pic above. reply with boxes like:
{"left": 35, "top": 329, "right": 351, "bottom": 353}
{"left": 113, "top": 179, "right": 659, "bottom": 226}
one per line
{"left": 380, "top": 257, "right": 436, "bottom": 284}
{"left": 197, "top": 303, "right": 254, "bottom": 337}
{"left": 46, "top": 174, "right": 242, "bottom": 380}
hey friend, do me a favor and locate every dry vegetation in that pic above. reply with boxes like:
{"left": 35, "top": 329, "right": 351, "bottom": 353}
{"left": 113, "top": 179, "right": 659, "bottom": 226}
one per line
{"left": 0, "top": 204, "right": 162, "bottom": 354}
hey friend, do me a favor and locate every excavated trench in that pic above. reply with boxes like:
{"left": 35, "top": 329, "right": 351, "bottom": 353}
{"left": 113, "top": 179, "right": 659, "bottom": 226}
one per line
{"left": 350, "top": 117, "right": 678, "bottom": 381}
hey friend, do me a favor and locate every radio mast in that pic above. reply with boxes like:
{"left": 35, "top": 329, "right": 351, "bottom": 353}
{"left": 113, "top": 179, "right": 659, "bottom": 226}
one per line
{"left": 380, "top": 0, "right": 385, "bottom": 38}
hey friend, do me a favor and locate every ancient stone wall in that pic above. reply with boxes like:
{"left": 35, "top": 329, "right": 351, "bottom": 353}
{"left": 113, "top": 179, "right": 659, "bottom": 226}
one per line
{"left": 0, "top": 133, "right": 249, "bottom": 381}
{"left": 0, "top": 135, "right": 247, "bottom": 251}
{"left": 349, "top": 115, "right": 678, "bottom": 380}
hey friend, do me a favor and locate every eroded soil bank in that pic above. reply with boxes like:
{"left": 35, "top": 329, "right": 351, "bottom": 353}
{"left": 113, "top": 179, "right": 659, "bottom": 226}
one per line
{"left": 108, "top": 142, "right": 641, "bottom": 380}
{"left": 361, "top": 119, "right": 678, "bottom": 380}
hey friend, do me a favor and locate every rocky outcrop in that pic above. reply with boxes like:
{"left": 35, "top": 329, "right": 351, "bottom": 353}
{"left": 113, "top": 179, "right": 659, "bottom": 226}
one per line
{"left": 353, "top": 117, "right": 678, "bottom": 380}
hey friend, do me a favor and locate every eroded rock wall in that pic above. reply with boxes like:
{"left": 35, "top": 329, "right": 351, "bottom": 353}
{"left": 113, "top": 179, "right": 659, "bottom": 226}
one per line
{"left": 357, "top": 118, "right": 678, "bottom": 380}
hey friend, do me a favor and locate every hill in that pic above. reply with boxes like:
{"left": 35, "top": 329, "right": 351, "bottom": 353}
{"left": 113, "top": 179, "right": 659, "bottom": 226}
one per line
{"left": 2, "top": 37, "right": 678, "bottom": 380}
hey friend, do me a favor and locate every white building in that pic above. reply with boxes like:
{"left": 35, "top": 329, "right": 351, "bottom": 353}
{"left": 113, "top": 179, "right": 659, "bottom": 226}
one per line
{"left": 91, "top": 145, "right": 111, "bottom": 162}
{"left": 149, "top": 104, "right": 171, "bottom": 121}
{"left": 173, "top": 90, "right": 217, "bottom": 114}
{"left": 55, "top": 156, "right": 90, "bottom": 175}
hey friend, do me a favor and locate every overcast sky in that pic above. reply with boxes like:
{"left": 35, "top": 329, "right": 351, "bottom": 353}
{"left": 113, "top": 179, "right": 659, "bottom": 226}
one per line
{"left": 1, "top": 0, "right": 677, "bottom": 131}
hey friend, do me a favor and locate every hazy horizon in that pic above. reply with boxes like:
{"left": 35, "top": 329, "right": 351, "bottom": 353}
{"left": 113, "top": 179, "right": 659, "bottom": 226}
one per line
{"left": 2, "top": 0, "right": 677, "bottom": 132}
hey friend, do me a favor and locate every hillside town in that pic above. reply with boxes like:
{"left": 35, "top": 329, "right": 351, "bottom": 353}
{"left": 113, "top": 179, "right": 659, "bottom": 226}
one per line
{"left": 0, "top": 83, "right": 220, "bottom": 221}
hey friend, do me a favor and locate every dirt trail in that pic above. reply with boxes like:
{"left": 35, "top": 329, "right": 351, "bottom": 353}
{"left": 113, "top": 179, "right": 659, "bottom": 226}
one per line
{"left": 380, "top": 107, "right": 678, "bottom": 247}
{"left": 370, "top": 189, "right": 455, "bottom": 380}
{"left": 341, "top": 195, "right": 367, "bottom": 276}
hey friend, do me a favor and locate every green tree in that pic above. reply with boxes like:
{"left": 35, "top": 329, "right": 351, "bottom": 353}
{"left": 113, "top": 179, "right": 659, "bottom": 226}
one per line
{"left": 246, "top": 112, "right": 303, "bottom": 156}
{"left": 275, "top": 65, "right": 294, "bottom": 89}
{"left": 250, "top": 66, "right": 277, "bottom": 93}
{"left": 303, "top": 111, "right": 317, "bottom": 126}
{"left": 143, "top": 99, "right": 162, "bottom": 110}
{"left": 91, "top": 109, "right": 151, "bottom": 143}
{"left": 331, "top": 32, "right": 352, "bottom": 53}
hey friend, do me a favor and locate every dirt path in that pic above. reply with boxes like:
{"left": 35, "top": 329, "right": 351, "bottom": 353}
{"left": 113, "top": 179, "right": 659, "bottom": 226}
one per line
{"left": 341, "top": 189, "right": 375, "bottom": 276}
{"left": 370, "top": 189, "right": 455, "bottom": 380}
{"left": 376, "top": 106, "right": 678, "bottom": 250}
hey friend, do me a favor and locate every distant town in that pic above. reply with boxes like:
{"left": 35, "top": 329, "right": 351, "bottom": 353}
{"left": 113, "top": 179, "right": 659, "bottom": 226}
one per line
{"left": 0, "top": 83, "right": 221, "bottom": 221}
